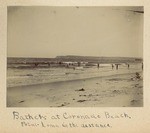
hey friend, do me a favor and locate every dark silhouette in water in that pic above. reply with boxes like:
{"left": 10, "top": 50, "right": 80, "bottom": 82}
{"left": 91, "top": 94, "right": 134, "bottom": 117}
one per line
{"left": 115, "top": 64, "right": 119, "bottom": 70}
{"left": 128, "top": 64, "right": 130, "bottom": 69}
{"left": 97, "top": 63, "right": 100, "bottom": 68}
{"left": 78, "top": 62, "right": 80, "bottom": 66}
{"left": 112, "top": 64, "right": 114, "bottom": 69}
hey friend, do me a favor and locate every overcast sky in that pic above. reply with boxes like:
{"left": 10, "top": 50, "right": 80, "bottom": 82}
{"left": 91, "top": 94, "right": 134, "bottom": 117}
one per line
{"left": 7, "top": 6, "right": 143, "bottom": 58}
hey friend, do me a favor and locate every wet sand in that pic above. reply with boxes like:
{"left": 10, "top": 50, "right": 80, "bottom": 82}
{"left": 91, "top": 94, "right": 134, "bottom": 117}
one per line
{"left": 7, "top": 72, "right": 143, "bottom": 107}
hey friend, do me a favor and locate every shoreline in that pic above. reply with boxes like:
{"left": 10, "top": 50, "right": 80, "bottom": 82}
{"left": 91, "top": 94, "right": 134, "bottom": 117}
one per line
{"left": 7, "top": 71, "right": 142, "bottom": 89}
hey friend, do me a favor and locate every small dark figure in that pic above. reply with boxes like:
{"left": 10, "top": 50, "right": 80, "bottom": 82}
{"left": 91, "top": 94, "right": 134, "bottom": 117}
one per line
{"left": 78, "top": 62, "right": 80, "bottom": 66}
{"left": 48, "top": 63, "right": 50, "bottom": 67}
{"left": 128, "top": 64, "right": 130, "bottom": 69}
{"left": 115, "top": 64, "right": 118, "bottom": 70}
{"left": 112, "top": 64, "right": 114, "bottom": 69}
{"left": 59, "top": 62, "right": 62, "bottom": 65}
{"left": 97, "top": 63, "right": 100, "bottom": 68}
{"left": 34, "top": 63, "right": 38, "bottom": 67}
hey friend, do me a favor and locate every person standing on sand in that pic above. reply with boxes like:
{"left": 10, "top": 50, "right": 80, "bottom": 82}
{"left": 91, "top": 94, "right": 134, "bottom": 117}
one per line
{"left": 112, "top": 64, "right": 114, "bottom": 69}
{"left": 97, "top": 63, "right": 100, "bottom": 68}
{"left": 115, "top": 64, "right": 118, "bottom": 70}
{"left": 128, "top": 64, "right": 130, "bottom": 69}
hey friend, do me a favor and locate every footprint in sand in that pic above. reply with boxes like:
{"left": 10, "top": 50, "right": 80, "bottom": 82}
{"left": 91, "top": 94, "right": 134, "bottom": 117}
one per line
{"left": 130, "top": 99, "right": 139, "bottom": 105}
{"left": 135, "top": 84, "right": 139, "bottom": 87}
{"left": 79, "top": 94, "right": 86, "bottom": 97}
{"left": 57, "top": 102, "right": 70, "bottom": 107}
{"left": 112, "top": 90, "right": 120, "bottom": 93}
{"left": 94, "top": 99, "right": 98, "bottom": 101}
{"left": 75, "top": 88, "right": 85, "bottom": 91}
{"left": 57, "top": 104, "right": 65, "bottom": 107}
{"left": 88, "top": 94, "right": 93, "bottom": 97}
{"left": 19, "top": 100, "right": 25, "bottom": 103}
{"left": 77, "top": 100, "right": 86, "bottom": 103}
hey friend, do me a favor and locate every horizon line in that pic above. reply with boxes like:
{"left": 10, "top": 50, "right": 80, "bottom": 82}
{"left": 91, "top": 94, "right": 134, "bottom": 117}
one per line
{"left": 7, "top": 55, "right": 143, "bottom": 59}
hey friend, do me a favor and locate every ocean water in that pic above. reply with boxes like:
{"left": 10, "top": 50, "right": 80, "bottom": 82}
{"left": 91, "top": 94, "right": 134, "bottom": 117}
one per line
{"left": 7, "top": 63, "right": 142, "bottom": 88}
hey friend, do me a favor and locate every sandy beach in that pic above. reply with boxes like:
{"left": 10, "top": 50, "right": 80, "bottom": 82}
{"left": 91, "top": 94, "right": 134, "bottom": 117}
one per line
{"left": 7, "top": 72, "right": 143, "bottom": 107}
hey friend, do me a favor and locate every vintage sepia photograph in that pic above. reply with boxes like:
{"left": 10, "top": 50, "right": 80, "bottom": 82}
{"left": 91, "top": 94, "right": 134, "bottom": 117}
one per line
{"left": 7, "top": 6, "right": 143, "bottom": 107}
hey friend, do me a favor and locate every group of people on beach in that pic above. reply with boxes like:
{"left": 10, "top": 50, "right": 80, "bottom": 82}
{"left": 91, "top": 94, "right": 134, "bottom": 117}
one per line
{"left": 111, "top": 64, "right": 119, "bottom": 70}
{"left": 110, "top": 63, "right": 143, "bottom": 70}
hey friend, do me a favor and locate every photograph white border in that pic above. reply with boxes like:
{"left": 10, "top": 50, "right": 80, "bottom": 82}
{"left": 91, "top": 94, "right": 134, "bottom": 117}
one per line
{"left": 0, "top": 0, "right": 150, "bottom": 133}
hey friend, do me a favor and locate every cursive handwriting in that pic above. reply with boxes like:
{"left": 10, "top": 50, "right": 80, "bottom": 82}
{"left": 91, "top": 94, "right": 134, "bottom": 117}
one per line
{"left": 12, "top": 111, "right": 132, "bottom": 128}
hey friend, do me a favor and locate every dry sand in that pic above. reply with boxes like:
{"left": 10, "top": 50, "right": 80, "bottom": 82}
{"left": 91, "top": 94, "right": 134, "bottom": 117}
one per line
{"left": 7, "top": 72, "right": 143, "bottom": 107}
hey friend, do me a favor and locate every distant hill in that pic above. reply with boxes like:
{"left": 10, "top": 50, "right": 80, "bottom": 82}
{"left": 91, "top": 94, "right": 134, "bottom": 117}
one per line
{"left": 56, "top": 55, "right": 143, "bottom": 63}
{"left": 7, "top": 56, "right": 143, "bottom": 64}
{"left": 7, "top": 57, "right": 55, "bottom": 64}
